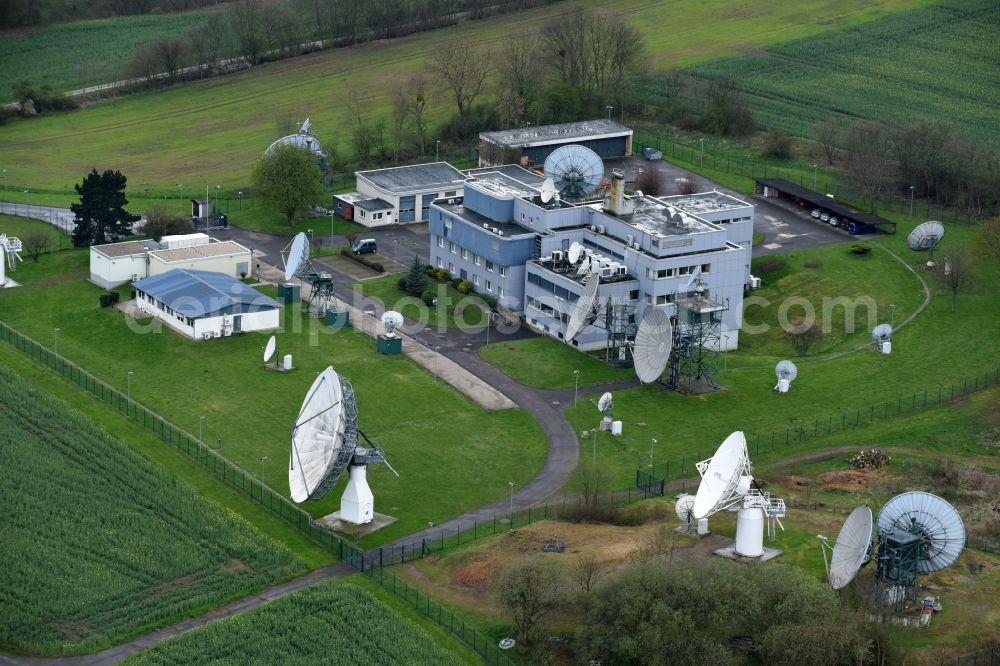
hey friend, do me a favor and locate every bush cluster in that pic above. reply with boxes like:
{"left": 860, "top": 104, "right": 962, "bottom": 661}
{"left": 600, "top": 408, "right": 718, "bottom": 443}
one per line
{"left": 850, "top": 242, "right": 873, "bottom": 256}
{"left": 340, "top": 249, "right": 383, "bottom": 273}
{"left": 849, "top": 448, "right": 892, "bottom": 470}
{"left": 98, "top": 291, "right": 121, "bottom": 308}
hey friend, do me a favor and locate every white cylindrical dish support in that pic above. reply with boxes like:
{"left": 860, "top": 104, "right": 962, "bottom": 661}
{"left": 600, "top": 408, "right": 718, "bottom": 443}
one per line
{"left": 341, "top": 463, "right": 374, "bottom": 525}
{"left": 735, "top": 507, "right": 765, "bottom": 557}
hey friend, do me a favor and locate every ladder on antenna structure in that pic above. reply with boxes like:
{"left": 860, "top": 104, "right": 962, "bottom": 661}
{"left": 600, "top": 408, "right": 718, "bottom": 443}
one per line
{"left": 744, "top": 489, "right": 786, "bottom": 540}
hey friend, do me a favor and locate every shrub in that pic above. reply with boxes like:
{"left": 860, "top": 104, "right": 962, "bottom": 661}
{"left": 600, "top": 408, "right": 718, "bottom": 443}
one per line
{"left": 424, "top": 266, "right": 437, "bottom": 277}
{"left": 850, "top": 242, "right": 872, "bottom": 256}
{"left": 397, "top": 276, "right": 407, "bottom": 291}
{"left": 98, "top": 292, "right": 120, "bottom": 308}
{"left": 421, "top": 290, "right": 437, "bottom": 306}
{"left": 783, "top": 317, "right": 824, "bottom": 355}
{"left": 434, "top": 268, "right": 448, "bottom": 281}
{"left": 457, "top": 280, "right": 472, "bottom": 294}
{"left": 756, "top": 260, "right": 786, "bottom": 274}
{"left": 762, "top": 130, "right": 794, "bottom": 159}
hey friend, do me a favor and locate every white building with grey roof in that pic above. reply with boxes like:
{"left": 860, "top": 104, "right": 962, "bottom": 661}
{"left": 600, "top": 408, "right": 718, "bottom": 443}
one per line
{"left": 89, "top": 233, "right": 252, "bottom": 289}
{"left": 333, "top": 162, "right": 466, "bottom": 226}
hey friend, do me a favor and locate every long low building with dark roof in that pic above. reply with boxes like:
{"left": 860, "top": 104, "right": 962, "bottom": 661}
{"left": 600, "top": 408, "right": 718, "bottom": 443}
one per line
{"left": 479, "top": 119, "right": 633, "bottom": 167}
{"left": 755, "top": 178, "right": 896, "bottom": 235}
{"left": 132, "top": 269, "right": 282, "bottom": 340}
{"left": 89, "top": 233, "right": 253, "bottom": 288}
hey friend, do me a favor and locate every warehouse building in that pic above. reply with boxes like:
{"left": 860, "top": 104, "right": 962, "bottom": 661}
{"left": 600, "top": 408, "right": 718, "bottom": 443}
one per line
{"left": 428, "top": 169, "right": 749, "bottom": 351}
{"left": 90, "top": 234, "right": 252, "bottom": 289}
{"left": 333, "top": 162, "right": 466, "bottom": 226}
{"left": 478, "top": 120, "right": 633, "bottom": 168}
{"left": 132, "top": 269, "right": 281, "bottom": 340}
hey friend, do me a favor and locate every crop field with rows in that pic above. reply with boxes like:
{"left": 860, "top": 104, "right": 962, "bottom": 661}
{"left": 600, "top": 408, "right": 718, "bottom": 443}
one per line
{"left": 688, "top": 0, "right": 1000, "bottom": 143}
{"left": 0, "top": 367, "right": 305, "bottom": 656}
{"left": 123, "top": 580, "right": 469, "bottom": 665}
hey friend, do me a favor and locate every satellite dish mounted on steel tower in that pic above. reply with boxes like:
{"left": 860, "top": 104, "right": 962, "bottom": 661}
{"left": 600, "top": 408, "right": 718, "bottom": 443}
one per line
{"left": 288, "top": 367, "right": 398, "bottom": 527}
{"left": 282, "top": 232, "right": 311, "bottom": 283}
{"left": 544, "top": 145, "right": 604, "bottom": 200}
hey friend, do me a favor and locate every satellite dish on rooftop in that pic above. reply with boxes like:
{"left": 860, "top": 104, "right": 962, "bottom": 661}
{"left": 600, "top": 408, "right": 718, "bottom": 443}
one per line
{"left": 381, "top": 311, "right": 404, "bottom": 337}
{"left": 824, "top": 506, "right": 874, "bottom": 589}
{"left": 264, "top": 335, "right": 277, "bottom": 363}
{"left": 565, "top": 274, "right": 600, "bottom": 342}
{"left": 540, "top": 177, "right": 558, "bottom": 204}
{"left": 774, "top": 360, "right": 797, "bottom": 394}
{"left": 685, "top": 266, "right": 703, "bottom": 290}
{"left": 544, "top": 145, "right": 604, "bottom": 199}
{"left": 633, "top": 308, "right": 673, "bottom": 384}
{"left": 877, "top": 491, "right": 965, "bottom": 574}
{"left": 567, "top": 241, "right": 583, "bottom": 264}
{"left": 283, "top": 232, "right": 310, "bottom": 282}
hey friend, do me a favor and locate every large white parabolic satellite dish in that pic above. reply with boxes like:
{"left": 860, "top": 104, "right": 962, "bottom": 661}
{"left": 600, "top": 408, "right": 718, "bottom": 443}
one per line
{"left": 284, "top": 232, "right": 310, "bottom": 282}
{"left": 289, "top": 367, "right": 356, "bottom": 503}
{"left": 565, "top": 273, "right": 600, "bottom": 342}
{"left": 692, "top": 431, "right": 750, "bottom": 520}
{"left": 567, "top": 241, "right": 583, "bottom": 264}
{"left": 775, "top": 360, "right": 798, "bottom": 382}
{"left": 829, "top": 506, "right": 874, "bottom": 589}
{"left": 872, "top": 324, "right": 893, "bottom": 342}
{"left": 633, "top": 308, "right": 673, "bottom": 384}
{"left": 544, "top": 145, "right": 604, "bottom": 199}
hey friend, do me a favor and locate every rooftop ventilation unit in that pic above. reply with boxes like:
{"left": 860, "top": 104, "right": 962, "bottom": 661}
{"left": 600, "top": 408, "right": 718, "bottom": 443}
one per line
{"left": 551, "top": 250, "right": 564, "bottom": 262}
{"left": 597, "top": 225, "right": 606, "bottom": 234}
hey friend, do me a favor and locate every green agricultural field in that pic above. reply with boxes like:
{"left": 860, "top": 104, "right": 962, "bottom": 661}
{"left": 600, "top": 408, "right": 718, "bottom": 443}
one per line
{"left": 0, "top": 0, "right": 924, "bottom": 195}
{"left": 122, "top": 579, "right": 474, "bottom": 666}
{"left": 0, "top": 366, "right": 304, "bottom": 656}
{"left": 689, "top": 0, "right": 1000, "bottom": 143}
{"left": 563, "top": 220, "right": 999, "bottom": 487}
{"left": 0, "top": 249, "right": 547, "bottom": 547}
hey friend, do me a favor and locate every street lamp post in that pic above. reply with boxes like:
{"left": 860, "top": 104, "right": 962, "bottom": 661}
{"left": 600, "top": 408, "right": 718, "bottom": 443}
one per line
{"left": 238, "top": 190, "right": 244, "bottom": 211}
{"left": 650, "top": 438, "right": 657, "bottom": 467}
{"left": 53, "top": 327, "right": 60, "bottom": 354}
{"left": 177, "top": 184, "right": 182, "bottom": 214}
{"left": 508, "top": 481, "right": 514, "bottom": 528}
{"left": 889, "top": 303, "right": 896, "bottom": 328}
{"left": 606, "top": 105, "right": 613, "bottom": 120}
{"left": 591, "top": 428, "right": 598, "bottom": 466}
{"left": 260, "top": 456, "right": 269, "bottom": 483}
{"left": 199, "top": 415, "right": 205, "bottom": 443}
{"left": 127, "top": 371, "right": 133, "bottom": 400}
{"left": 699, "top": 139, "right": 704, "bottom": 168}
{"left": 435, "top": 140, "right": 440, "bottom": 162}
{"left": 214, "top": 185, "right": 220, "bottom": 216}
{"left": 573, "top": 369, "right": 580, "bottom": 407}
{"left": 24, "top": 190, "right": 29, "bottom": 209}
{"left": 909, "top": 186, "right": 915, "bottom": 218}
{"left": 812, "top": 164, "right": 818, "bottom": 191}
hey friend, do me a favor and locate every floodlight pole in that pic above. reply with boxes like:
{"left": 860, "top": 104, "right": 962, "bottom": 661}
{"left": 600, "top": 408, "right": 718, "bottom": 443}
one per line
{"left": 573, "top": 369, "right": 580, "bottom": 407}
{"left": 606, "top": 105, "right": 613, "bottom": 120}
{"left": 699, "top": 139, "right": 704, "bottom": 168}
{"left": 260, "top": 456, "right": 269, "bottom": 483}
{"left": 909, "top": 186, "right": 915, "bottom": 218}
{"left": 238, "top": 191, "right": 243, "bottom": 211}
{"left": 214, "top": 185, "right": 220, "bottom": 216}
{"left": 591, "top": 428, "right": 598, "bottom": 467}
{"left": 127, "top": 371, "right": 133, "bottom": 400}
{"left": 199, "top": 415, "right": 205, "bottom": 443}
{"left": 650, "top": 438, "right": 657, "bottom": 467}
{"left": 812, "top": 164, "right": 818, "bottom": 191}
{"left": 52, "top": 327, "right": 60, "bottom": 354}
{"left": 889, "top": 303, "right": 896, "bottom": 328}
{"left": 436, "top": 140, "right": 440, "bottom": 162}
{"left": 508, "top": 481, "right": 514, "bottom": 528}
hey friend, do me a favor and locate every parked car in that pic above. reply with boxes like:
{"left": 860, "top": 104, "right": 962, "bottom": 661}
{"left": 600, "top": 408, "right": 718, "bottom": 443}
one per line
{"left": 820, "top": 212, "right": 831, "bottom": 222}
{"left": 828, "top": 216, "right": 840, "bottom": 226}
{"left": 351, "top": 238, "right": 377, "bottom": 254}
{"left": 839, "top": 220, "right": 850, "bottom": 231}
{"left": 811, "top": 208, "right": 822, "bottom": 218}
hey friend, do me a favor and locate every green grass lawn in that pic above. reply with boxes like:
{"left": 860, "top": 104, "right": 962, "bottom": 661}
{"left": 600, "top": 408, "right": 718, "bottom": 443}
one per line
{"left": 0, "top": 0, "right": 925, "bottom": 195}
{"left": 689, "top": 0, "right": 999, "bottom": 144}
{"left": 0, "top": 365, "right": 306, "bottom": 656}
{"left": 0, "top": 213, "right": 70, "bottom": 252}
{"left": 355, "top": 274, "right": 493, "bottom": 329}
{"left": 0, "top": 248, "right": 546, "bottom": 547}
{"left": 560, "top": 220, "right": 999, "bottom": 488}
{"left": 479, "top": 337, "right": 633, "bottom": 389}
{"left": 121, "top": 578, "right": 475, "bottom": 666}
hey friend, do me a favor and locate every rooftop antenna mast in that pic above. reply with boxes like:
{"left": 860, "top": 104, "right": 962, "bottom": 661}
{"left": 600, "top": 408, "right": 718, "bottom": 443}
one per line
{"left": 282, "top": 232, "right": 339, "bottom": 316}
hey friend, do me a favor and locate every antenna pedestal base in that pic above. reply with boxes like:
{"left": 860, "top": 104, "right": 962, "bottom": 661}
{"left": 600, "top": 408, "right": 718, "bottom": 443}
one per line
{"left": 714, "top": 544, "right": 783, "bottom": 563}
{"left": 317, "top": 511, "right": 398, "bottom": 537}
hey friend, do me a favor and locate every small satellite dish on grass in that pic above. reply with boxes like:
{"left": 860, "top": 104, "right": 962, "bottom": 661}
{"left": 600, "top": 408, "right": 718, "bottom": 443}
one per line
{"left": 774, "top": 360, "right": 797, "bottom": 394}
{"left": 597, "top": 392, "right": 613, "bottom": 414}
{"left": 872, "top": 323, "right": 893, "bottom": 354}
{"left": 565, "top": 274, "right": 600, "bottom": 342}
{"left": 567, "top": 241, "right": 583, "bottom": 265}
{"left": 264, "top": 335, "right": 277, "bottom": 364}
{"left": 820, "top": 505, "right": 874, "bottom": 589}
{"left": 633, "top": 308, "right": 673, "bottom": 384}
{"left": 381, "top": 311, "right": 404, "bottom": 337}
{"left": 675, "top": 494, "right": 696, "bottom": 523}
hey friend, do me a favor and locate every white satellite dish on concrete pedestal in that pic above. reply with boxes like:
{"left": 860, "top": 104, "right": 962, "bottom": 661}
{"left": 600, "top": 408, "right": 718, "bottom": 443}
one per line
{"left": 264, "top": 335, "right": 277, "bottom": 364}
{"left": 872, "top": 324, "right": 893, "bottom": 354}
{"left": 381, "top": 310, "right": 404, "bottom": 337}
{"left": 774, "top": 360, "right": 797, "bottom": 394}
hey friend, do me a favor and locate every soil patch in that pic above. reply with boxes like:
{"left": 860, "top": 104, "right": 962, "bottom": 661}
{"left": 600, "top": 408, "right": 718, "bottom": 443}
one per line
{"left": 814, "top": 469, "right": 881, "bottom": 490}
{"left": 53, "top": 619, "right": 93, "bottom": 642}
{"left": 219, "top": 558, "right": 251, "bottom": 574}
{"left": 451, "top": 559, "right": 496, "bottom": 589}
{"left": 154, "top": 574, "right": 195, "bottom": 594}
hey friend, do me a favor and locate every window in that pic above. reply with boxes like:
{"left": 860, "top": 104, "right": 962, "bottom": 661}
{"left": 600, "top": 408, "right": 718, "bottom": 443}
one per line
{"left": 701, "top": 263, "right": 711, "bottom": 273}
{"left": 499, "top": 266, "right": 507, "bottom": 277}
{"left": 449, "top": 242, "right": 457, "bottom": 254}
{"left": 374, "top": 212, "right": 382, "bottom": 220}
{"left": 521, "top": 212, "right": 526, "bottom": 221}
{"left": 437, "top": 237, "right": 445, "bottom": 248}
{"left": 498, "top": 286, "right": 505, "bottom": 298}
{"left": 436, "top": 257, "right": 443, "bottom": 268}
{"left": 651, "top": 294, "right": 673, "bottom": 305}
{"left": 473, "top": 274, "right": 480, "bottom": 285}
{"left": 448, "top": 262, "right": 455, "bottom": 273}
{"left": 486, "top": 280, "right": 493, "bottom": 292}
{"left": 629, "top": 289, "right": 639, "bottom": 301}
{"left": 461, "top": 248, "right": 468, "bottom": 260}
{"left": 486, "top": 261, "right": 494, "bottom": 272}
{"left": 473, "top": 254, "right": 480, "bottom": 266}
{"left": 445, "top": 190, "right": 457, "bottom": 197}
{"left": 360, "top": 209, "right": 366, "bottom": 218}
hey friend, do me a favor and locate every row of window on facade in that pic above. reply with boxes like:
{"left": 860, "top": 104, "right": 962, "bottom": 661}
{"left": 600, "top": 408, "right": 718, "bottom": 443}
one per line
{"left": 645, "top": 263, "right": 711, "bottom": 280}
{"left": 436, "top": 236, "right": 508, "bottom": 276}
{"left": 434, "top": 256, "right": 507, "bottom": 298}
{"left": 138, "top": 291, "right": 194, "bottom": 327}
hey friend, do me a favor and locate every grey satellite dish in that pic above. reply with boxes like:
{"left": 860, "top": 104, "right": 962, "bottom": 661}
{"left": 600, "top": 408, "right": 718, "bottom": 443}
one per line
{"left": 774, "top": 360, "right": 797, "bottom": 393}
{"left": 264, "top": 335, "right": 277, "bottom": 363}
{"left": 872, "top": 324, "right": 893, "bottom": 342}
{"left": 289, "top": 367, "right": 354, "bottom": 503}
{"left": 381, "top": 310, "right": 404, "bottom": 337}
{"left": 633, "top": 308, "right": 673, "bottom": 384}
{"left": 907, "top": 221, "right": 945, "bottom": 252}
{"left": 540, "top": 177, "right": 558, "bottom": 204}
{"left": 824, "top": 506, "right": 874, "bottom": 589}
{"left": 567, "top": 241, "right": 583, "bottom": 264}
{"left": 675, "top": 494, "right": 696, "bottom": 523}
{"left": 565, "top": 274, "right": 600, "bottom": 341}
{"left": 597, "top": 391, "right": 613, "bottom": 414}
{"left": 283, "top": 232, "right": 310, "bottom": 282}
{"left": 544, "top": 145, "right": 604, "bottom": 199}
{"left": 877, "top": 492, "right": 965, "bottom": 574}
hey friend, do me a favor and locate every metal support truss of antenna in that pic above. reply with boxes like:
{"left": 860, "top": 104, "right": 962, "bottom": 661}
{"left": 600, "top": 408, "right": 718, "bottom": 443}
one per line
{"left": 664, "top": 286, "right": 727, "bottom": 394}
{"left": 603, "top": 300, "right": 637, "bottom": 365}
{"left": 873, "top": 539, "right": 920, "bottom": 613}
{"left": 304, "top": 273, "right": 339, "bottom": 316}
